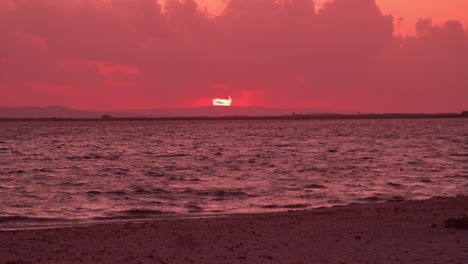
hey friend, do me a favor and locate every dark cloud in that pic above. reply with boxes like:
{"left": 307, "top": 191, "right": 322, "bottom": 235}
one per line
{"left": 0, "top": 0, "right": 467, "bottom": 111}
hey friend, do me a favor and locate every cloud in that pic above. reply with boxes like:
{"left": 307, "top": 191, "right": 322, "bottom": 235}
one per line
{"left": 0, "top": 0, "right": 467, "bottom": 112}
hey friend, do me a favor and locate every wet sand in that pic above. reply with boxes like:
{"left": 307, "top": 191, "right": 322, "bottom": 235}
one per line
{"left": 1, "top": 196, "right": 467, "bottom": 264}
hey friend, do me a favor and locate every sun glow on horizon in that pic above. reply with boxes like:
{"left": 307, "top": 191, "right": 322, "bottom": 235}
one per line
{"left": 212, "top": 96, "right": 232, "bottom": 106}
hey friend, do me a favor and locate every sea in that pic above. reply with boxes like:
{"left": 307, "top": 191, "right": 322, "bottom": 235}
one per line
{"left": 0, "top": 118, "right": 466, "bottom": 229}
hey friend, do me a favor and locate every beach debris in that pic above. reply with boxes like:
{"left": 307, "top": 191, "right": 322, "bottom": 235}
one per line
{"left": 444, "top": 216, "right": 468, "bottom": 229}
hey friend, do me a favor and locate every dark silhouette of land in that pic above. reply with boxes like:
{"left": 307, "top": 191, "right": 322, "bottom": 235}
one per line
{"left": 0, "top": 113, "right": 465, "bottom": 122}
{"left": 0, "top": 105, "right": 335, "bottom": 118}
{"left": 0, "top": 106, "right": 465, "bottom": 121}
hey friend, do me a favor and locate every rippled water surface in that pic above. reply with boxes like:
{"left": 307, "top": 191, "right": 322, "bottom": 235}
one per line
{"left": 0, "top": 119, "right": 466, "bottom": 228}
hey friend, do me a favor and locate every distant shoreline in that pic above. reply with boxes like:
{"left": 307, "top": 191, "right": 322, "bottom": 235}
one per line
{"left": 0, "top": 112, "right": 466, "bottom": 122}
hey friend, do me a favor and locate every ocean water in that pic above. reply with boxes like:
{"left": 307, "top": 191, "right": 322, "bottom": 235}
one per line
{"left": 0, "top": 119, "right": 466, "bottom": 228}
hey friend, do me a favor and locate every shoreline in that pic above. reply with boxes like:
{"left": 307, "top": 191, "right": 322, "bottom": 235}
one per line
{"left": 1, "top": 196, "right": 467, "bottom": 263}
{"left": 0, "top": 196, "right": 455, "bottom": 231}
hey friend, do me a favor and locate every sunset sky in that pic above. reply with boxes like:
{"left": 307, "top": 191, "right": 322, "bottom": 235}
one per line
{"left": 0, "top": 0, "right": 467, "bottom": 112}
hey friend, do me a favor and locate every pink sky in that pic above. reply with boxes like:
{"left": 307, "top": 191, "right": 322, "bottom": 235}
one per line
{"left": 0, "top": 0, "right": 467, "bottom": 112}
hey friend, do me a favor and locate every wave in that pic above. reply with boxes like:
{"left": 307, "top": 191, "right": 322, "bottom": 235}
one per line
{"left": 145, "top": 171, "right": 165, "bottom": 177}
{"left": 0, "top": 216, "right": 67, "bottom": 223}
{"left": 185, "top": 204, "right": 204, "bottom": 210}
{"left": 86, "top": 188, "right": 172, "bottom": 196}
{"left": 86, "top": 190, "right": 102, "bottom": 195}
{"left": 121, "top": 209, "right": 170, "bottom": 216}
{"left": 183, "top": 188, "right": 250, "bottom": 198}
{"left": 214, "top": 190, "right": 249, "bottom": 197}
{"left": 86, "top": 190, "right": 128, "bottom": 196}
{"left": 106, "top": 190, "right": 128, "bottom": 195}
{"left": 32, "top": 168, "right": 54, "bottom": 173}
{"left": 420, "top": 178, "right": 433, "bottom": 183}
{"left": 8, "top": 170, "right": 26, "bottom": 174}
{"left": 444, "top": 174, "right": 468, "bottom": 179}
{"left": 261, "top": 203, "right": 309, "bottom": 209}
{"left": 88, "top": 209, "right": 174, "bottom": 221}
{"left": 154, "top": 153, "right": 188, "bottom": 158}
{"left": 357, "top": 196, "right": 383, "bottom": 202}
{"left": 387, "top": 182, "right": 403, "bottom": 187}
{"left": 67, "top": 154, "right": 103, "bottom": 160}
{"left": 66, "top": 154, "right": 120, "bottom": 161}
{"left": 449, "top": 153, "right": 468, "bottom": 157}
{"left": 305, "top": 184, "right": 327, "bottom": 189}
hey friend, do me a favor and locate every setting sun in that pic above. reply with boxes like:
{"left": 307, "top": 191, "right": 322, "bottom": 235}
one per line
{"left": 212, "top": 96, "right": 232, "bottom": 106}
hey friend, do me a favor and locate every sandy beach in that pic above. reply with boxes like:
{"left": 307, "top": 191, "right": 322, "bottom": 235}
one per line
{"left": 1, "top": 196, "right": 467, "bottom": 264}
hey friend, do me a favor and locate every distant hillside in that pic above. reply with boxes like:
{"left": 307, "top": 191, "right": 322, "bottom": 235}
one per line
{"left": 0, "top": 106, "right": 335, "bottom": 118}
{"left": 0, "top": 106, "right": 463, "bottom": 120}
{"left": 0, "top": 106, "right": 107, "bottom": 118}
{"left": 126, "top": 106, "right": 335, "bottom": 117}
